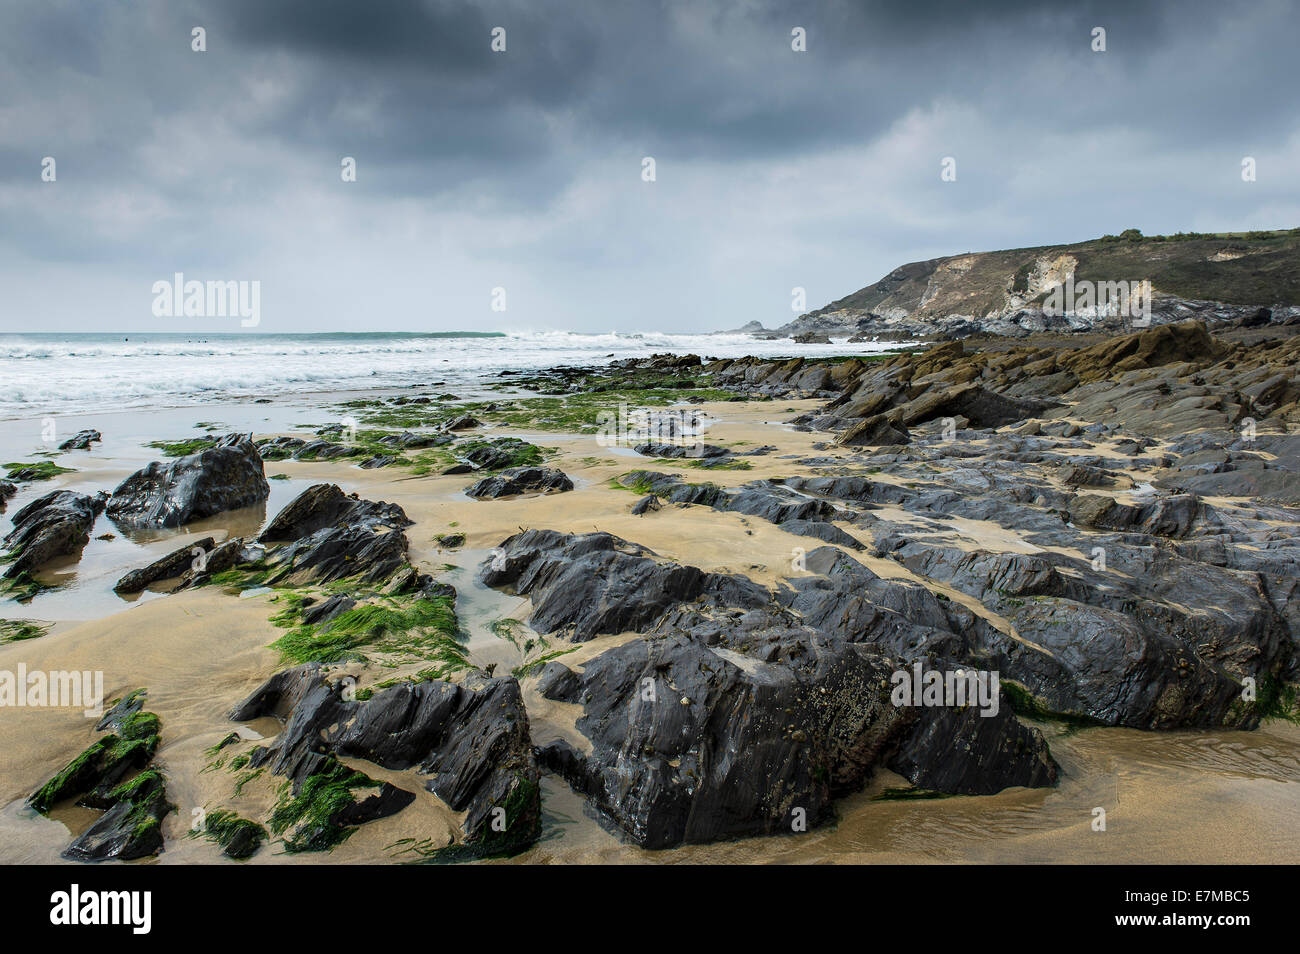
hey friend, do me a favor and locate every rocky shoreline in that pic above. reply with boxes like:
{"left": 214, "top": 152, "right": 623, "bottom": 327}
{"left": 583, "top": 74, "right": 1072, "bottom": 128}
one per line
{"left": 751, "top": 228, "right": 1300, "bottom": 343}
{"left": 2, "top": 319, "right": 1298, "bottom": 862}
{"left": 758, "top": 293, "right": 1300, "bottom": 343}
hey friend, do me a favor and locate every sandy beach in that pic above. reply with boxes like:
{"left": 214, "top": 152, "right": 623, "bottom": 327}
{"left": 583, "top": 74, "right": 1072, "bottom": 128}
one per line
{"left": 3, "top": 370, "right": 1298, "bottom": 864}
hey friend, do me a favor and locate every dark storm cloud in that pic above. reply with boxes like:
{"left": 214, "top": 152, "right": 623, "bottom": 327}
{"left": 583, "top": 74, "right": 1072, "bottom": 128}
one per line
{"left": 0, "top": 0, "right": 1296, "bottom": 331}
{"left": 200, "top": 0, "right": 1219, "bottom": 159}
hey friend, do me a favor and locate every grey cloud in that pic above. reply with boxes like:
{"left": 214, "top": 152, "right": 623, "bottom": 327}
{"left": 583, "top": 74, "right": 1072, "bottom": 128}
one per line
{"left": 0, "top": 0, "right": 1296, "bottom": 331}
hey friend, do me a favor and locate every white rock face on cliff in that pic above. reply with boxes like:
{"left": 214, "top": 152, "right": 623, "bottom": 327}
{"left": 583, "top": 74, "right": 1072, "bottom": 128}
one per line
{"left": 760, "top": 230, "right": 1300, "bottom": 339}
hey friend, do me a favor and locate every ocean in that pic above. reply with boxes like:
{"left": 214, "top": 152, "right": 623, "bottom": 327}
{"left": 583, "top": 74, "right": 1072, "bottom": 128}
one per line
{"left": 0, "top": 331, "right": 898, "bottom": 420}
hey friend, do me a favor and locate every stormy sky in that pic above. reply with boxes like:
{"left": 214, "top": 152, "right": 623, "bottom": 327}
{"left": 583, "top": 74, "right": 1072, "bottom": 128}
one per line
{"left": 1, "top": 0, "right": 1297, "bottom": 334}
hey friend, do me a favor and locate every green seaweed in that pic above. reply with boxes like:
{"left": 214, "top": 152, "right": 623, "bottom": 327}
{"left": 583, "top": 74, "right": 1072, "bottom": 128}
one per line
{"left": 204, "top": 560, "right": 272, "bottom": 589}
{"left": 4, "top": 460, "right": 74, "bottom": 481}
{"left": 191, "top": 808, "right": 267, "bottom": 858}
{"left": 269, "top": 758, "right": 381, "bottom": 853}
{"left": 0, "top": 619, "right": 51, "bottom": 643}
{"left": 106, "top": 768, "right": 165, "bottom": 802}
{"left": 400, "top": 772, "right": 541, "bottom": 863}
{"left": 1255, "top": 673, "right": 1300, "bottom": 725}
{"left": 269, "top": 595, "right": 467, "bottom": 668}
{"left": 232, "top": 767, "right": 263, "bottom": 797}
{"left": 1001, "top": 680, "right": 1103, "bottom": 732}
{"left": 145, "top": 438, "right": 217, "bottom": 457}
{"left": 490, "top": 617, "right": 577, "bottom": 678}
{"left": 28, "top": 737, "right": 113, "bottom": 813}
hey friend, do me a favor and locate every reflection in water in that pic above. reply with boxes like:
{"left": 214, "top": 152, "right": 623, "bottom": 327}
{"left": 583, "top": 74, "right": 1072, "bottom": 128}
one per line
{"left": 4, "top": 481, "right": 310, "bottom": 622}
{"left": 110, "top": 498, "right": 269, "bottom": 547}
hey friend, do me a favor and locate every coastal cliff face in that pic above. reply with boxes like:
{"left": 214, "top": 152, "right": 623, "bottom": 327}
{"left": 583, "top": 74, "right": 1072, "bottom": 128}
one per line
{"left": 764, "top": 229, "right": 1300, "bottom": 339}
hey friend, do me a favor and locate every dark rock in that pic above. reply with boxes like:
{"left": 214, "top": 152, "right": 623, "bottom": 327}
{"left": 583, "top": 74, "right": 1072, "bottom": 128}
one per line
{"left": 534, "top": 661, "right": 581, "bottom": 699}
{"left": 631, "top": 494, "right": 662, "bottom": 515}
{"left": 443, "top": 414, "right": 480, "bottom": 431}
{"left": 194, "top": 537, "right": 249, "bottom": 579}
{"left": 259, "top": 483, "right": 411, "bottom": 542}
{"left": 107, "top": 433, "right": 269, "bottom": 529}
{"left": 418, "top": 579, "right": 458, "bottom": 603}
{"left": 536, "top": 613, "right": 1055, "bottom": 847}
{"left": 633, "top": 442, "right": 729, "bottom": 459}
{"left": 265, "top": 522, "right": 409, "bottom": 586}
{"left": 28, "top": 694, "right": 171, "bottom": 861}
{"left": 465, "top": 466, "right": 574, "bottom": 499}
{"left": 7, "top": 466, "right": 52, "bottom": 482}
{"left": 63, "top": 771, "right": 172, "bottom": 862}
{"left": 873, "top": 535, "right": 1285, "bottom": 728}
{"left": 617, "top": 471, "right": 841, "bottom": 528}
{"left": 838, "top": 414, "right": 911, "bottom": 447}
{"left": 778, "top": 518, "right": 864, "bottom": 549}
{"left": 1067, "top": 493, "right": 1200, "bottom": 538}
{"left": 332, "top": 782, "right": 417, "bottom": 827}
{"left": 299, "top": 594, "right": 357, "bottom": 626}
{"left": 293, "top": 440, "right": 353, "bottom": 460}
{"left": 1240, "top": 307, "right": 1272, "bottom": 328}
{"left": 114, "top": 537, "right": 216, "bottom": 593}
{"left": 377, "top": 431, "right": 449, "bottom": 450}
{"left": 221, "top": 821, "right": 265, "bottom": 859}
{"left": 256, "top": 436, "right": 306, "bottom": 460}
{"left": 401, "top": 432, "right": 452, "bottom": 449}
{"left": 1155, "top": 467, "right": 1300, "bottom": 507}
{"left": 58, "top": 429, "right": 102, "bottom": 450}
{"left": 2, "top": 490, "right": 99, "bottom": 580}
{"left": 96, "top": 690, "right": 148, "bottom": 733}
{"left": 903, "top": 384, "right": 1052, "bottom": 430}
{"left": 888, "top": 703, "right": 1058, "bottom": 794}
{"left": 230, "top": 665, "right": 541, "bottom": 855}
{"left": 479, "top": 530, "right": 768, "bottom": 642}
{"left": 1059, "top": 463, "right": 1131, "bottom": 489}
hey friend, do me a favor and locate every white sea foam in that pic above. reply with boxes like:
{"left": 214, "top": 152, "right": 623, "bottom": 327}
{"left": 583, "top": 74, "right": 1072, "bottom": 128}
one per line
{"left": 0, "top": 331, "right": 902, "bottom": 418}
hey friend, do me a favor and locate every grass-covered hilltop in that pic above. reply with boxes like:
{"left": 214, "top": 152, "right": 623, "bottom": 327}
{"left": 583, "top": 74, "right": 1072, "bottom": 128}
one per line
{"left": 766, "top": 227, "right": 1300, "bottom": 340}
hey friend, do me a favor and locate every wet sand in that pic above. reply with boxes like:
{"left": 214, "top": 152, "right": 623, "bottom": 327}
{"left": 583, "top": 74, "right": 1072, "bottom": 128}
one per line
{"left": 2, "top": 395, "right": 1297, "bottom": 864}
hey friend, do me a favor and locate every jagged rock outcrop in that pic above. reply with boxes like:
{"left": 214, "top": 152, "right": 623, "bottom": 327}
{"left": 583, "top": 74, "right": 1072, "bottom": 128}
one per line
{"left": 615, "top": 471, "right": 859, "bottom": 549}
{"left": 258, "top": 483, "right": 411, "bottom": 542}
{"left": 482, "top": 531, "right": 1057, "bottom": 848}
{"left": 2, "top": 490, "right": 103, "bottom": 581}
{"left": 229, "top": 664, "right": 541, "bottom": 856}
{"left": 480, "top": 529, "right": 767, "bottom": 641}
{"left": 265, "top": 523, "right": 410, "bottom": 586}
{"left": 465, "top": 466, "right": 573, "bottom": 499}
{"left": 28, "top": 691, "right": 172, "bottom": 861}
{"left": 704, "top": 321, "right": 1300, "bottom": 437}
